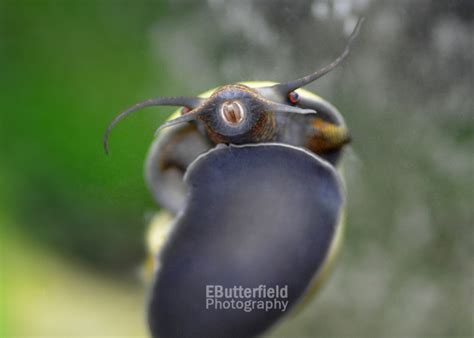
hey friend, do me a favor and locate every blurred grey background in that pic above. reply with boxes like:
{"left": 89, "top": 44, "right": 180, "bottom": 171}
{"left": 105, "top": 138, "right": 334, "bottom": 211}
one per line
{"left": 1, "top": 0, "right": 472, "bottom": 337}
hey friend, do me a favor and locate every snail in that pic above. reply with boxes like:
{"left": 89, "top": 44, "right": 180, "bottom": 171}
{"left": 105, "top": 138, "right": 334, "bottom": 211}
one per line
{"left": 104, "top": 18, "right": 363, "bottom": 338}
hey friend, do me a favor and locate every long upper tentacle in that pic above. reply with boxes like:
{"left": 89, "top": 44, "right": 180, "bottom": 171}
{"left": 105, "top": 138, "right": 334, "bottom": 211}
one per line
{"left": 267, "top": 17, "right": 364, "bottom": 95}
{"left": 103, "top": 96, "right": 204, "bottom": 154}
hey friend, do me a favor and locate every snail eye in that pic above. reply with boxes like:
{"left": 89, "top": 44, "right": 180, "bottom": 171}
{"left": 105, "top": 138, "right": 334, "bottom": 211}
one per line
{"left": 181, "top": 106, "right": 191, "bottom": 114}
{"left": 220, "top": 101, "right": 245, "bottom": 125}
{"left": 288, "top": 91, "right": 300, "bottom": 105}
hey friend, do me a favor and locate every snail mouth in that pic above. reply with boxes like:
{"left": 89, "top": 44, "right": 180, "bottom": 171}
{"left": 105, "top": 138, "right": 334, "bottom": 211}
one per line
{"left": 220, "top": 100, "right": 245, "bottom": 126}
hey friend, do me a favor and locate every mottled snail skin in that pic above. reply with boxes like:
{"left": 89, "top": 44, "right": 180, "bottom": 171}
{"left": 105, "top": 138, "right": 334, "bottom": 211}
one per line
{"left": 307, "top": 118, "right": 351, "bottom": 154}
{"left": 195, "top": 84, "right": 279, "bottom": 145}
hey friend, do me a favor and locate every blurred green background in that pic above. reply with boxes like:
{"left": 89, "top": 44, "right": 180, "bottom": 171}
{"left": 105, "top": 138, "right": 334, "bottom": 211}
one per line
{"left": 0, "top": 0, "right": 472, "bottom": 337}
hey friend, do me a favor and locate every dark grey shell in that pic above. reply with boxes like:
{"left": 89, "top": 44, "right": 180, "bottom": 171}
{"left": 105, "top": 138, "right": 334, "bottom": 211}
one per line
{"left": 148, "top": 143, "right": 344, "bottom": 338}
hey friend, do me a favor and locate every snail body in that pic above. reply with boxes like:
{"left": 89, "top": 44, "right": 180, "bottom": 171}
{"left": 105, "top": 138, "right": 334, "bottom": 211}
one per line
{"left": 104, "top": 19, "right": 363, "bottom": 338}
